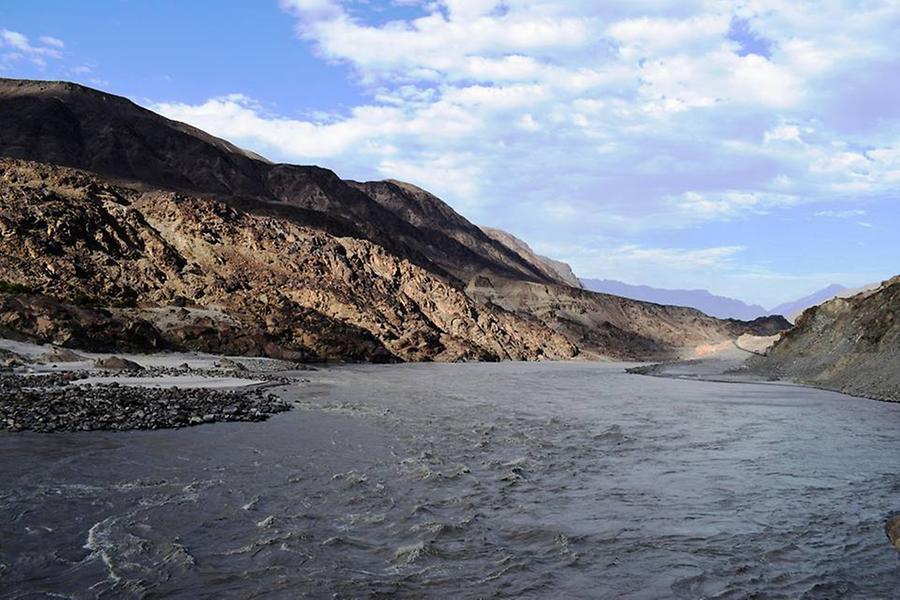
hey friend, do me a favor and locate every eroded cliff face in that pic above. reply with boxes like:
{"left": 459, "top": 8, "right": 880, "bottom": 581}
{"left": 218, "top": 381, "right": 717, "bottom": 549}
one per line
{"left": 749, "top": 277, "right": 900, "bottom": 401}
{"left": 0, "top": 159, "right": 576, "bottom": 362}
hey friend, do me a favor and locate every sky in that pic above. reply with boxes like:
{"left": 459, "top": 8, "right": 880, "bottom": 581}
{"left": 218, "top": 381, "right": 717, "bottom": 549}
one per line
{"left": 2, "top": 0, "right": 899, "bottom": 307}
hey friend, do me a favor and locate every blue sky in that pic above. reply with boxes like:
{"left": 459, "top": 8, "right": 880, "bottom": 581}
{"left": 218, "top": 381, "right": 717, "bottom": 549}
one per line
{"left": 2, "top": 0, "right": 898, "bottom": 306}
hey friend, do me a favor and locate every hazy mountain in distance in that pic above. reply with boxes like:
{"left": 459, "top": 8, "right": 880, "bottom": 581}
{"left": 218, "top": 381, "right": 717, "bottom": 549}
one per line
{"left": 769, "top": 284, "right": 849, "bottom": 322}
{"left": 580, "top": 279, "right": 770, "bottom": 320}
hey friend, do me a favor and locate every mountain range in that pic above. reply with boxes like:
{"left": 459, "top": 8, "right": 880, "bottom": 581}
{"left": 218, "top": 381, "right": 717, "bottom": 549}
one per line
{"left": 580, "top": 279, "right": 770, "bottom": 320}
{"left": 0, "top": 78, "right": 789, "bottom": 362}
{"left": 581, "top": 279, "right": 863, "bottom": 322}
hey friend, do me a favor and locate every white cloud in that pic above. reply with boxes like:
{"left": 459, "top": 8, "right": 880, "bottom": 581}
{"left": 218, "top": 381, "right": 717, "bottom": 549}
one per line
{"left": 38, "top": 35, "right": 64, "bottom": 49}
{"left": 815, "top": 209, "right": 866, "bottom": 218}
{"left": 0, "top": 29, "right": 64, "bottom": 67}
{"left": 764, "top": 124, "right": 802, "bottom": 144}
{"left": 605, "top": 244, "right": 745, "bottom": 270}
{"left": 608, "top": 15, "right": 729, "bottom": 60}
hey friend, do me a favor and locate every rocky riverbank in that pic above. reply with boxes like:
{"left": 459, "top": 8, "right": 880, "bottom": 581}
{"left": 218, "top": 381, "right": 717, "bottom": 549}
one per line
{"left": 0, "top": 368, "right": 298, "bottom": 433}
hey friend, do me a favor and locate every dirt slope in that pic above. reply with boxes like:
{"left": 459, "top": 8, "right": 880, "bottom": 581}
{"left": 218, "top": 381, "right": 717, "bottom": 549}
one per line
{"left": 749, "top": 277, "right": 900, "bottom": 401}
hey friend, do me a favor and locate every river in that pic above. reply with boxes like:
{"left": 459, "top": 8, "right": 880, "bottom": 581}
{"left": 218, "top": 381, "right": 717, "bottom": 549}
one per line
{"left": 1, "top": 362, "right": 899, "bottom": 598}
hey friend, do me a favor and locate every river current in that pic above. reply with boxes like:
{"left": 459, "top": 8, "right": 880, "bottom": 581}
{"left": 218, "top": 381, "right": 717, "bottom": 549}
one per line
{"left": 1, "top": 362, "right": 899, "bottom": 598}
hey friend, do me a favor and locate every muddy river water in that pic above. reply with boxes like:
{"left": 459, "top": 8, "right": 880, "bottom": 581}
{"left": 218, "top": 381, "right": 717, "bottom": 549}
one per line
{"left": 2, "top": 362, "right": 899, "bottom": 598}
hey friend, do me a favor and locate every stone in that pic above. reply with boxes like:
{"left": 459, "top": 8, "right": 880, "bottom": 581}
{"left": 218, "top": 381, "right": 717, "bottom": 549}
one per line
{"left": 94, "top": 356, "right": 145, "bottom": 371}
{"left": 886, "top": 515, "right": 900, "bottom": 550}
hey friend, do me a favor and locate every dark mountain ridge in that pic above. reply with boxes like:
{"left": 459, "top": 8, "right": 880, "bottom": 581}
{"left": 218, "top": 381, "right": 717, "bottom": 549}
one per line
{"left": 0, "top": 78, "right": 561, "bottom": 287}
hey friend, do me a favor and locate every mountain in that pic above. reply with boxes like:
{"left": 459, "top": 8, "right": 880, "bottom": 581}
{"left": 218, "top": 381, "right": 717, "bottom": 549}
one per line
{"left": 0, "top": 157, "right": 573, "bottom": 362}
{"left": 0, "top": 78, "right": 787, "bottom": 362}
{"left": 480, "top": 227, "right": 582, "bottom": 288}
{"left": 749, "top": 277, "right": 900, "bottom": 401}
{"left": 0, "top": 78, "right": 566, "bottom": 289}
{"left": 769, "top": 284, "right": 849, "bottom": 322}
{"left": 346, "top": 179, "right": 565, "bottom": 285}
{"left": 580, "top": 279, "right": 770, "bottom": 321}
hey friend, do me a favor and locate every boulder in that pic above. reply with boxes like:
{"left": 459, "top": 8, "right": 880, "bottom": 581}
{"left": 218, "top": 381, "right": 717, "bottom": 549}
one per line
{"left": 218, "top": 357, "right": 247, "bottom": 371}
{"left": 94, "top": 356, "right": 145, "bottom": 371}
{"left": 886, "top": 514, "right": 900, "bottom": 550}
{"left": 37, "top": 346, "right": 85, "bottom": 363}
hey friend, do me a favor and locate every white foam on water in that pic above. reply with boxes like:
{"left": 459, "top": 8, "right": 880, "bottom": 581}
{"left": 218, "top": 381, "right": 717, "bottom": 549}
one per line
{"left": 83, "top": 516, "right": 123, "bottom": 585}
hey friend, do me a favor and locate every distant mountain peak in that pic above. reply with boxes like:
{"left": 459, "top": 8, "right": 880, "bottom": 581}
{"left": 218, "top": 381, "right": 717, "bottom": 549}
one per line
{"left": 769, "top": 283, "right": 849, "bottom": 322}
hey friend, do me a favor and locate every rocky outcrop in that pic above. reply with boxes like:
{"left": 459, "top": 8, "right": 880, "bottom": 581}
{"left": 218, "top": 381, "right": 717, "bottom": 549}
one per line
{"left": 0, "top": 293, "right": 164, "bottom": 352}
{"left": 93, "top": 357, "right": 145, "bottom": 371}
{"left": 886, "top": 515, "right": 900, "bottom": 550}
{"left": 748, "top": 277, "right": 900, "bottom": 401}
{"left": 0, "top": 159, "right": 575, "bottom": 362}
{"left": 724, "top": 315, "right": 792, "bottom": 337}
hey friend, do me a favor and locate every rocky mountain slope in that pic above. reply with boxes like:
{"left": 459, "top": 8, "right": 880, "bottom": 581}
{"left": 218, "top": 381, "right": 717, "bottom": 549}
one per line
{"left": 0, "top": 78, "right": 787, "bottom": 362}
{"left": 468, "top": 277, "right": 789, "bottom": 360}
{"left": 0, "top": 78, "right": 563, "bottom": 288}
{"left": 0, "top": 159, "right": 575, "bottom": 361}
{"left": 348, "top": 179, "right": 565, "bottom": 285}
{"left": 480, "top": 227, "right": 582, "bottom": 289}
{"left": 749, "top": 277, "right": 900, "bottom": 401}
